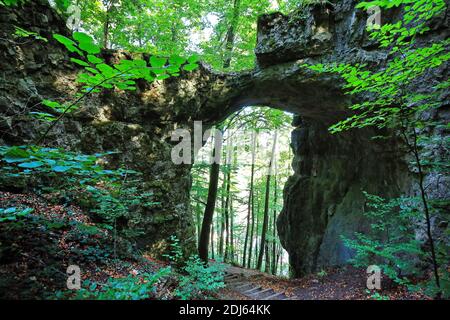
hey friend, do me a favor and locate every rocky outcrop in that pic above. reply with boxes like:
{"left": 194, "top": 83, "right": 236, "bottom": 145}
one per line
{"left": 0, "top": 0, "right": 347, "bottom": 258}
{"left": 266, "top": 1, "right": 449, "bottom": 276}
{"left": 0, "top": 0, "right": 448, "bottom": 275}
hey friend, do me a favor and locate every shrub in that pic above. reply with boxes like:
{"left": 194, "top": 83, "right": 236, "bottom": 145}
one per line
{"left": 164, "top": 235, "right": 226, "bottom": 299}
{"left": 56, "top": 267, "right": 171, "bottom": 300}
{"left": 342, "top": 192, "right": 449, "bottom": 297}
{"left": 175, "top": 255, "right": 226, "bottom": 300}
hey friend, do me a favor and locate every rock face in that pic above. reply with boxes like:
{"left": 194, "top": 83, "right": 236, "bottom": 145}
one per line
{"left": 0, "top": 0, "right": 448, "bottom": 275}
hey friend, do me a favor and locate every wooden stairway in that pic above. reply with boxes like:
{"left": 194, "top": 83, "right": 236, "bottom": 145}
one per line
{"left": 224, "top": 271, "right": 297, "bottom": 300}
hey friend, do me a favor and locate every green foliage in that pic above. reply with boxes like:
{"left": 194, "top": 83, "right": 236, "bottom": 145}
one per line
{"left": 164, "top": 235, "right": 226, "bottom": 299}
{"left": 175, "top": 255, "right": 226, "bottom": 300}
{"left": 53, "top": 31, "right": 198, "bottom": 94}
{"left": 306, "top": 0, "right": 449, "bottom": 134}
{"left": 342, "top": 192, "right": 424, "bottom": 285}
{"left": 163, "top": 235, "right": 184, "bottom": 264}
{"left": 366, "top": 290, "right": 390, "bottom": 300}
{"left": 86, "top": 183, "right": 158, "bottom": 240}
{"left": 317, "top": 269, "right": 328, "bottom": 278}
{"left": 13, "top": 26, "right": 47, "bottom": 42}
{"left": 342, "top": 192, "right": 449, "bottom": 297}
{"left": 0, "top": 145, "right": 129, "bottom": 181}
{"left": 356, "top": 0, "right": 447, "bottom": 47}
{"left": 0, "top": 0, "right": 25, "bottom": 6}
{"left": 57, "top": 268, "right": 171, "bottom": 300}
{"left": 0, "top": 207, "right": 33, "bottom": 222}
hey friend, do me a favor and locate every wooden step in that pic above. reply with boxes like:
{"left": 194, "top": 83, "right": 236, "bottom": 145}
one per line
{"left": 234, "top": 283, "right": 253, "bottom": 290}
{"left": 248, "top": 288, "right": 273, "bottom": 298}
{"left": 262, "top": 292, "right": 285, "bottom": 300}
{"left": 242, "top": 286, "right": 262, "bottom": 294}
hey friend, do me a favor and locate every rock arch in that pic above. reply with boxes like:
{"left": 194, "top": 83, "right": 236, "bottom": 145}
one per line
{"left": 1, "top": 0, "right": 446, "bottom": 276}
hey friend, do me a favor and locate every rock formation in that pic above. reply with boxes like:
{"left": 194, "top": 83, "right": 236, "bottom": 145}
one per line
{"left": 0, "top": 0, "right": 448, "bottom": 276}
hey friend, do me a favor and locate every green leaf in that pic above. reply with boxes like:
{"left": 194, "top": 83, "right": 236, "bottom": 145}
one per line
{"left": 150, "top": 56, "right": 167, "bottom": 68}
{"left": 42, "top": 99, "right": 62, "bottom": 110}
{"left": 52, "top": 165, "right": 71, "bottom": 173}
{"left": 156, "top": 74, "right": 170, "bottom": 81}
{"left": 70, "top": 58, "right": 90, "bottom": 67}
{"left": 4, "top": 207, "right": 16, "bottom": 214}
{"left": 183, "top": 63, "right": 199, "bottom": 72}
{"left": 78, "top": 41, "right": 101, "bottom": 55}
{"left": 53, "top": 34, "right": 81, "bottom": 55}
{"left": 97, "top": 63, "right": 116, "bottom": 76}
{"left": 2, "top": 146, "right": 30, "bottom": 163}
{"left": 87, "top": 55, "right": 103, "bottom": 64}
{"left": 169, "top": 55, "right": 186, "bottom": 66}
{"left": 73, "top": 32, "right": 94, "bottom": 44}
{"left": 18, "top": 161, "right": 45, "bottom": 168}
{"left": 187, "top": 55, "right": 199, "bottom": 64}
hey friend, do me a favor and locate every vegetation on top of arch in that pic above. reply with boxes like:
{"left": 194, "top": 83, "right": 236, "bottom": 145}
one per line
{"left": 53, "top": 31, "right": 200, "bottom": 94}
{"left": 305, "top": 0, "right": 449, "bottom": 133}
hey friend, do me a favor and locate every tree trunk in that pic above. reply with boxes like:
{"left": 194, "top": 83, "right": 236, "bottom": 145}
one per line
{"left": 230, "top": 196, "right": 235, "bottom": 262}
{"left": 247, "top": 162, "right": 256, "bottom": 268}
{"left": 198, "top": 133, "right": 222, "bottom": 263}
{"left": 223, "top": 0, "right": 241, "bottom": 69}
{"left": 257, "top": 132, "right": 277, "bottom": 270}
{"left": 102, "top": 1, "right": 113, "bottom": 49}
{"left": 246, "top": 133, "right": 257, "bottom": 268}
{"left": 198, "top": 0, "right": 239, "bottom": 261}
{"left": 223, "top": 163, "right": 231, "bottom": 261}
{"left": 271, "top": 177, "right": 278, "bottom": 275}
{"left": 196, "top": 202, "right": 201, "bottom": 244}
{"left": 219, "top": 171, "right": 226, "bottom": 256}
{"left": 411, "top": 128, "right": 441, "bottom": 291}
{"left": 264, "top": 240, "right": 270, "bottom": 273}
{"left": 211, "top": 217, "right": 215, "bottom": 259}
{"left": 254, "top": 189, "right": 260, "bottom": 269}
{"left": 242, "top": 187, "right": 251, "bottom": 266}
{"left": 275, "top": 244, "right": 281, "bottom": 275}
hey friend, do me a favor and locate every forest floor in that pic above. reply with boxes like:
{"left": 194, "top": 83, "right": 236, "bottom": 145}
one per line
{"left": 0, "top": 190, "right": 431, "bottom": 300}
{"left": 219, "top": 265, "right": 430, "bottom": 300}
{"left": 0, "top": 190, "right": 171, "bottom": 299}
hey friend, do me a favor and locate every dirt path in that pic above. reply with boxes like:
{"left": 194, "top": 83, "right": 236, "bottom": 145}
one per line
{"left": 219, "top": 265, "right": 429, "bottom": 300}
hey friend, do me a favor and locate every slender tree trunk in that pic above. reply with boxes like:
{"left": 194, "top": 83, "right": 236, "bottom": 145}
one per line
{"left": 271, "top": 177, "right": 278, "bottom": 275}
{"left": 211, "top": 218, "right": 215, "bottom": 259}
{"left": 223, "top": 0, "right": 241, "bottom": 69}
{"left": 201, "top": 0, "right": 239, "bottom": 263}
{"left": 216, "top": 207, "right": 221, "bottom": 257}
{"left": 264, "top": 240, "right": 270, "bottom": 273}
{"left": 254, "top": 189, "right": 260, "bottom": 269}
{"left": 257, "top": 132, "right": 277, "bottom": 270}
{"left": 198, "top": 134, "right": 222, "bottom": 263}
{"left": 278, "top": 246, "right": 283, "bottom": 276}
{"left": 219, "top": 172, "right": 226, "bottom": 256}
{"left": 199, "top": 161, "right": 220, "bottom": 262}
{"left": 102, "top": 1, "right": 114, "bottom": 49}
{"left": 196, "top": 202, "right": 201, "bottom": 244}
{"left": 410, "top": 128, "right": 441, "bottom": 291}
{"left": 275, "top": 245, "right": 281, "bottom": 275}
{"left": 246, "top": 133, "right": 257, "bottom": 268}
{"left": 242, "top": 189, "right": 251, "bottom": 266}
{"left": 230, "top": 196, "right": 235, "bottom": 262}
{"left": 224, "top": 165, "right": 231, "bottom": 262}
